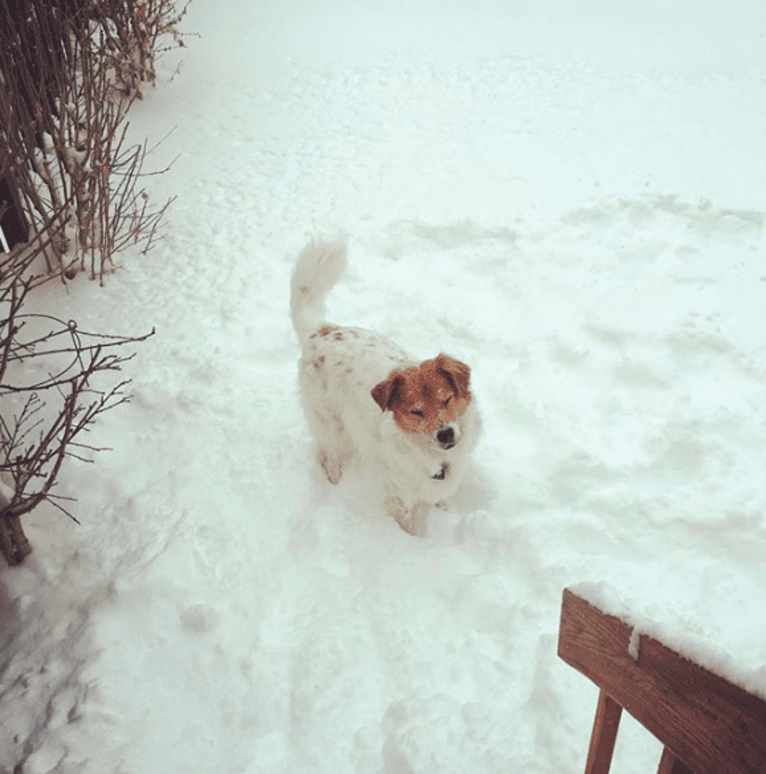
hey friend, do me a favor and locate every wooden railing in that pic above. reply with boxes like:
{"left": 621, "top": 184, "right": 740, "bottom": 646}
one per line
{"left": 557, "top": 588, "right": 766, "bottom": 774}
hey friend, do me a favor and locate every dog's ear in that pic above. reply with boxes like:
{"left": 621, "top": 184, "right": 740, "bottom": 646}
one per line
{"left": 371, "top": 373, "right": 404, "bottom": 411}
{"left": 436, "top": 354, "right": 471, "bottom": 398}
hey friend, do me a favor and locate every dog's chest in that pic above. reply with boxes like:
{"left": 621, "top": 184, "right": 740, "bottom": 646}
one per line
{"left": 383, "top": 424, "right": 456, "bottom": 493}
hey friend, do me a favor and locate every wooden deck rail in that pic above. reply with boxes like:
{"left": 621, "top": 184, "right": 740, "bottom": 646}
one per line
{"left": 557, "top": 588, "right": 766, "bottom": 774}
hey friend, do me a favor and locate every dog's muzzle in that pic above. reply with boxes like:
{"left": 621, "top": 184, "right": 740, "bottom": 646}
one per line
{"left": 436, "top": 426, "right": 456, "bottom": 450}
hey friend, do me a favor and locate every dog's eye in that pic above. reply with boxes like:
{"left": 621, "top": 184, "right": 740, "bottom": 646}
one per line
{"left": 410, "top": 408, "right": 424, "bottom": 417}
{"left": 443, "top": 396, "right": 452, "bottom": 407}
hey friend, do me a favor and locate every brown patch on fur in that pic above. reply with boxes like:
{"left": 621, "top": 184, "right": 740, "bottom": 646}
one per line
{"left": 319, "top": 327, "right": 331, "bottom": 336}
{"left": 371, "top": 354, "right": 472, "bottom": 435}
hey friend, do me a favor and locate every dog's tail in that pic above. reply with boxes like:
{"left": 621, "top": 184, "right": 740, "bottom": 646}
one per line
{"left": 290, "top": 240, "right": 348, "bottom": 347}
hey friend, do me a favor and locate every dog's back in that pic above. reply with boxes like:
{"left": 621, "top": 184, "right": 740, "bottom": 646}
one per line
{"left": 291, "top": 240, "right": 412, "bottom": 408}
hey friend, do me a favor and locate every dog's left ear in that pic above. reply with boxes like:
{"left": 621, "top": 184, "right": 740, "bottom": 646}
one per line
{"left": 436, "top": 354, "right": 471, "bottom": 398}
{"left": 371, "top": 372, "right": 405, "bottom": 411}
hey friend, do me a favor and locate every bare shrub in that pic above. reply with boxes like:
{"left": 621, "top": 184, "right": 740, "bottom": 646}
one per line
{"left": 0, "top": 0, "right": 190, "bottom": 281}
{"left": 0, "top": 1, "right": 189, "bottom": 563}
{"left": 0, "top": 264, "right": 154, "bottom": 564}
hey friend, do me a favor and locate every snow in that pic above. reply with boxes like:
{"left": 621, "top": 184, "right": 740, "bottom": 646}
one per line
{"left": 2, "top": 0, "right": 766, "bottom": 771}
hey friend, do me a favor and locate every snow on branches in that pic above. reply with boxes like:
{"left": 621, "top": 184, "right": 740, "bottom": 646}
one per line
{"left": 0, "top": 0, "right": 190, "bottom": 281}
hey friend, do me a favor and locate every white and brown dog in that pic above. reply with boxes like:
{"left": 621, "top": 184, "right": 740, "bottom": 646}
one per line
{"left": 290, "top": 240, "right": 480, "bottom": 534}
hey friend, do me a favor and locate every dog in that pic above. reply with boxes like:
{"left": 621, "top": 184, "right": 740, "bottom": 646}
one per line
{"left": 290, "top": 240, "right": 480, "bottom": 534}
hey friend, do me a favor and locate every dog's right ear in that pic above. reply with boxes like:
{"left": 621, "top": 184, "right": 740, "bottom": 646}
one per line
{"left": 371, "top": 373, "right": 404, "bottom": 411}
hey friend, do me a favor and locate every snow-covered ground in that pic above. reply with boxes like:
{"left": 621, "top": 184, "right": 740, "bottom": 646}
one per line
{"left": 2, "top": 0, "right": 766, "bottom": 771}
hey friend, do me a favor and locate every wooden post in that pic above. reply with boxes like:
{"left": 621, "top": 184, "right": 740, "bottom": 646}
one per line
{"left": 0, "top": 513, "right": 32, "bottom": 566}
{"left": 585, "top": 689, "right": 622, "bottom": 774}
{"left": 0, "top": 481, "right": 32, "bottom": 565}
{"left": 0, "top": 176, "right": 30, "bottom": 252}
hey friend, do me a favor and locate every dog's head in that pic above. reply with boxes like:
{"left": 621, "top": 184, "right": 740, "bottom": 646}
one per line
{"left": 371, "top": 354, "right": 472, "bottom": 450}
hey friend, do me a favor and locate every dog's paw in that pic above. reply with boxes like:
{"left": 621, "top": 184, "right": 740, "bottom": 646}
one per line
{"left": 386, "top": 495, "right": 421, "bottom": 536}
{"left": 318, "top": 450, "right": 342, "bottom": 485}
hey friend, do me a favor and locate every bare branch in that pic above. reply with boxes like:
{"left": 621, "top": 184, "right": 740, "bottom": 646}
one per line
{"left": 0, "top": 291, "right": 153, "bottom": 563}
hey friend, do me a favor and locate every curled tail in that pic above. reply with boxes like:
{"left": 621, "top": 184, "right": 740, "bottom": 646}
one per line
{"left": 290, "top": 240, "right": 348, "bottom": 348}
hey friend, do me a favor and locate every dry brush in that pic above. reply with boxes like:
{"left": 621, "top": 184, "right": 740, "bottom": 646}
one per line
{"left": 0, "top": 0, "right": 190, "bottom": 564}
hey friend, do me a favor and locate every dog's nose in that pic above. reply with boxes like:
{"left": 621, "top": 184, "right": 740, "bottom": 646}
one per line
{"left": 436, "top": 426, "right": 455, "bottom": 448}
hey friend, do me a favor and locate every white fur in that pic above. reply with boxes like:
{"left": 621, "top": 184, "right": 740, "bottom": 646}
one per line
{"left": 290, "top": 240, "right": 480, "bottom": 534}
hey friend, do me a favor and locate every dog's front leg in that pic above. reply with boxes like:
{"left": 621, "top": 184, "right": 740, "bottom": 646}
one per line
{"left": 317, "top": 448, "right": 343, "bottom": 485}
{"left": 304, "top": 403, "right": 347, "bottom": 484}
{"left": 384, "top": 488, "right": 420, "bottom": 535}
